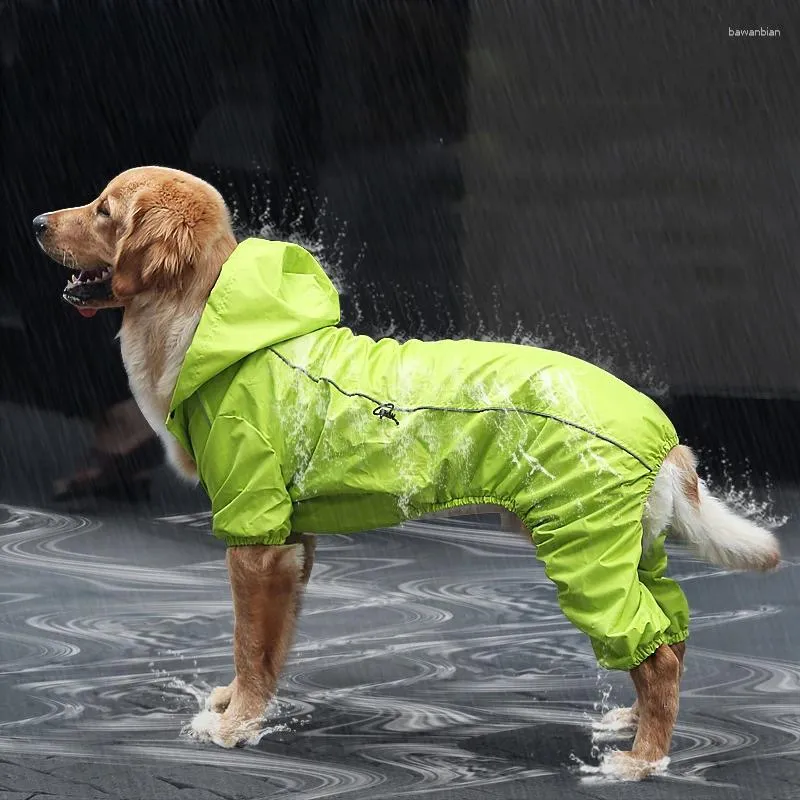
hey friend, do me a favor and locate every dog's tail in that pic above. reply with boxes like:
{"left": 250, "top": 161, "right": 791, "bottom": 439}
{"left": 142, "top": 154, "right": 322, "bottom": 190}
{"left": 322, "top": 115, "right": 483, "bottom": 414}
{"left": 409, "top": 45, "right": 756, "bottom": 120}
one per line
{"left": 665, "top": 445, "right": 780, "bottom": 571}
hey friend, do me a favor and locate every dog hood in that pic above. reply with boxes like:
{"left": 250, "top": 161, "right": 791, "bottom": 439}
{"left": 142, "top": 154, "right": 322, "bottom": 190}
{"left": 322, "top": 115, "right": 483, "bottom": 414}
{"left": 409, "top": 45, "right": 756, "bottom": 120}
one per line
{"left": 168, "top": 238, "right": 340, "bottom": 413}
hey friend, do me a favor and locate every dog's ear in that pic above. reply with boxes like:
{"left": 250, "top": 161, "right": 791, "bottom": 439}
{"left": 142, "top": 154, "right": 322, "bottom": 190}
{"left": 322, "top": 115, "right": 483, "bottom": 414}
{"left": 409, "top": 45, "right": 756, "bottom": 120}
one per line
{"left": 112, "top": 186, "right": 200, "bottom": 299}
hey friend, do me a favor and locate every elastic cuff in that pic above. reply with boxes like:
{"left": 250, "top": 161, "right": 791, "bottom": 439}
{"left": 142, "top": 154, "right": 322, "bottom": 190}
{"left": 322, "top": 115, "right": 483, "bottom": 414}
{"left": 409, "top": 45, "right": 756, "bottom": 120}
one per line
{"left": 664, "top": 629, "right": 689, "bottom": 648}
{"left": 627, "top": 628, "right": 689, "bottom": 670}
{"left": 222, "top": 532, "right": 291, "bottom": 547}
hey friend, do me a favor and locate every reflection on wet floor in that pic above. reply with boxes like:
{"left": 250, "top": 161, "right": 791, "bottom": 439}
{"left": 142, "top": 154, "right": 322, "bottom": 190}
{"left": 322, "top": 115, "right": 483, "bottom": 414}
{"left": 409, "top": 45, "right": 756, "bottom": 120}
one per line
{"left": 0, "top": 500, "right": 799, "bottom": 798}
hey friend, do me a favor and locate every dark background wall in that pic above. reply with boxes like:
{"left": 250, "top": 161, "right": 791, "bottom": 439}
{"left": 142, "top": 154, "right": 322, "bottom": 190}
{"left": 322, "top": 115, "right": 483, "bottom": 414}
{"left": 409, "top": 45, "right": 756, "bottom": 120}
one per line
{"left": 461, "top": 2, "right": 800, "bottom": 399}
{"left": 2, "top": 0, "right": 800, "bottom": 478}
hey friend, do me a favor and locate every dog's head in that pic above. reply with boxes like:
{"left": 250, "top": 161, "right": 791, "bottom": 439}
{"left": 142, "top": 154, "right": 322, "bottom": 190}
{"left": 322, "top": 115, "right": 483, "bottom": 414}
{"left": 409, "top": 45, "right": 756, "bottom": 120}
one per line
{"left": 33, "top": 166, "right": 235, "bottom": 316}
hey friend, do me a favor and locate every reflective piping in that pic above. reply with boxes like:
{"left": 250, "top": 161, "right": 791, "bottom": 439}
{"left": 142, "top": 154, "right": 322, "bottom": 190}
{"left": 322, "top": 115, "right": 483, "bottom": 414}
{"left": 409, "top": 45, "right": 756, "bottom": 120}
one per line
{"left": 266, "top": 347, "right": 654, "bottom": 472}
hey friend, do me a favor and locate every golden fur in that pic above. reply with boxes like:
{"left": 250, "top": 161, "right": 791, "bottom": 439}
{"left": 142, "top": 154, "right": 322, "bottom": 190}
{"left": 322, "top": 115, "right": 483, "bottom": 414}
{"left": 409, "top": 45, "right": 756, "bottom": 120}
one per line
{"left": 35, "top": 166, "right": 778, "bottom": 774}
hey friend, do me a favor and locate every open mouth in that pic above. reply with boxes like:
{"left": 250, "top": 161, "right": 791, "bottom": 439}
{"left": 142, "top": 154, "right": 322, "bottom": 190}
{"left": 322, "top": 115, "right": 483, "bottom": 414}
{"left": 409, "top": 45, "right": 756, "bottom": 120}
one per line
{"left": 62, "top": 266, "right": 113, "bottom": 306}
{"left": 62, "top": 266, "right": 114, "bottom": 318}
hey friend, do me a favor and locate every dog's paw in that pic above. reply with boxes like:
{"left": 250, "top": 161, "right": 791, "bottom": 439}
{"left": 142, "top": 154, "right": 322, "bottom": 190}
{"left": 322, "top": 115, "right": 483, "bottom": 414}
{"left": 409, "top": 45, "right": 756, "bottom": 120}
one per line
{"left": 205, "top": 682, "right": 236, "bottom": 713}
{"left": 183, "top": 709, "right": 224, "bottom": 745}
{"left": 184, "top": 708, "right": 263, "bottom": 748}
{"left": 601, "top": 750, "right": 668, "bottom": 781}
{"left": 593, "top": 706, "right": 639, "bottom": 740}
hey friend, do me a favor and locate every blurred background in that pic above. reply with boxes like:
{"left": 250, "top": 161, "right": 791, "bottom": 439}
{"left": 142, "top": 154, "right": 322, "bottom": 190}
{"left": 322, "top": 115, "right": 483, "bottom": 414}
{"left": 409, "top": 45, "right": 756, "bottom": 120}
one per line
{"left": 1, "top": 3, "right": 800, "bottom": 797}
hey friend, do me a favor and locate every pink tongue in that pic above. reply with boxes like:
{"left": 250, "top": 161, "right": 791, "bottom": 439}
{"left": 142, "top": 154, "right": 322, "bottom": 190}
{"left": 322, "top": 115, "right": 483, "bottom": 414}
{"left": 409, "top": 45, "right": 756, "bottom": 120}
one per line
{"left": 78, "top": 308, "right": 98, "bottom": 318}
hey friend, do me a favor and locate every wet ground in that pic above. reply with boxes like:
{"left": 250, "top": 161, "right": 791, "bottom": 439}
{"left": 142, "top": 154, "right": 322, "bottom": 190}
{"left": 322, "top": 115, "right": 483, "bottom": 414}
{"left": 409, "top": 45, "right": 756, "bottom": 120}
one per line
{"left": 1, "top": 401, "right": 800, "bottom": 799}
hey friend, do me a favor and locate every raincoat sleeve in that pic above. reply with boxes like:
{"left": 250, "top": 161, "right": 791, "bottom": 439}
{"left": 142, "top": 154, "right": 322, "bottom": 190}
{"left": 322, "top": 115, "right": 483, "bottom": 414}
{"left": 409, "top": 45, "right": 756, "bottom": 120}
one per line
{"left": 198, "top": 413, "right": 293, "bottom": 547}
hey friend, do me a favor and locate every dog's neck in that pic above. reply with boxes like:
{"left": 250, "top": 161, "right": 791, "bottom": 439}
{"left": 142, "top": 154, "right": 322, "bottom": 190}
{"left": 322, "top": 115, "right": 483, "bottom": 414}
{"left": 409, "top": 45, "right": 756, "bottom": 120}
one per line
{"left": 119, "top": 234, "right": 236, "bottom": 439}
{"left": 119, "top": 296, "right": 203, "bottom": 434}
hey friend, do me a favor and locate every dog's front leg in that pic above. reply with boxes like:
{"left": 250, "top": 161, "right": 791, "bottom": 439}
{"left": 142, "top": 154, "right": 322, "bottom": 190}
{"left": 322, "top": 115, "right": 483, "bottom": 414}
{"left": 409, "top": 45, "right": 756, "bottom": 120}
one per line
{"left": 224, "top": 544, "right": 301, "bottom": 732}
{"left": 191, "top": 543, "right": 303, "bottom": 747}
{"left": 204, "top": 535, "right": 316, "bottom": 720}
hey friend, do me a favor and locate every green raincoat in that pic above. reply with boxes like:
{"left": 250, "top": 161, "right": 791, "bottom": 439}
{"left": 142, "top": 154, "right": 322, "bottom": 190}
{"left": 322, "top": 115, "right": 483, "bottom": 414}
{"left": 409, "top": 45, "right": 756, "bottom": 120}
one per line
{"left": 165, "top": 238, "right": 689, "bottom": 670}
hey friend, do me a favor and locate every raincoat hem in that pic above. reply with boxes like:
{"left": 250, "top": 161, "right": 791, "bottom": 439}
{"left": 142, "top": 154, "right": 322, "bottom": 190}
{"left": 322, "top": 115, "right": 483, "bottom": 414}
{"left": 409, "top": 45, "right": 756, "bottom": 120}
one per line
{"left": 643, "top": 436, "right": 681, "bottom": 494}
{"left": 222, "top": 532, "right": 292, "bottom": 547}
{"left": 617, "top": 627, "right": 689, "bottom": 671}
{"left": 664, "top": 630, "right": 689, "bottom": 647}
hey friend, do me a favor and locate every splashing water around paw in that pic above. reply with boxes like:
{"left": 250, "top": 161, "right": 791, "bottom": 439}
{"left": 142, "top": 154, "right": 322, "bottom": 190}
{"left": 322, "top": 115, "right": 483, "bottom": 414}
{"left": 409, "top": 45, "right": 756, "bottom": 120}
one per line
{"left": 182, "top": 694, "right": 293, "bottom": 749}
{"left": 577, "top": 750, "right": 670, "bottom": 783}
{"left": 592, "top": 706, "right": 639, "bottom": 742}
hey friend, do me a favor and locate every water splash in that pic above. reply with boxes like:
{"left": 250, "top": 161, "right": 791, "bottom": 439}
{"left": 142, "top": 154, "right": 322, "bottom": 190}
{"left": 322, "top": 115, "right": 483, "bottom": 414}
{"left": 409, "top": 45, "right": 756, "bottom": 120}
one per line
{"left": 577, "top": 750, "right": 670, "bottom": 783}
{"left": 700, "top": 450, "right": 788, "bottom": 531}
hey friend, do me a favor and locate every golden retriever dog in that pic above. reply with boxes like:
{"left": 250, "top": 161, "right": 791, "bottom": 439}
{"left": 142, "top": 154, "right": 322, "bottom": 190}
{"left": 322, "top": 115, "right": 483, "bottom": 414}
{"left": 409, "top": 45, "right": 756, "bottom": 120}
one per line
{"left": 33, "top": 166, "right": 779, "bottom": 779}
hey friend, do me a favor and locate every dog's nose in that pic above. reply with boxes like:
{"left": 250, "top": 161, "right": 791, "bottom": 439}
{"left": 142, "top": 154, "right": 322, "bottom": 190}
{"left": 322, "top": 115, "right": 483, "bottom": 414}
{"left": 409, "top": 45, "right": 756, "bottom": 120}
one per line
{"left": 33, "top": 214, "right": 49, "bottom": 237}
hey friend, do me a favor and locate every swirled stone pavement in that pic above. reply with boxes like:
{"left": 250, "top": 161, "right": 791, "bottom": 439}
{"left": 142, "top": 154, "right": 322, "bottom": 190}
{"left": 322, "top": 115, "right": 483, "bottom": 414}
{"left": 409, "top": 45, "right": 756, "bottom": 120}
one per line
{"left": 1, "top": 402, "right": 800, "bottom": 799}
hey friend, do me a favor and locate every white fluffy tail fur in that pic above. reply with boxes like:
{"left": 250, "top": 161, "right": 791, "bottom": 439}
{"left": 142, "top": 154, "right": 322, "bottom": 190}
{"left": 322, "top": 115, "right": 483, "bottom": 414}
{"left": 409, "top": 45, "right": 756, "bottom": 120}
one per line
{"left": 648, "top": 445, "right": 780, "bottom": 572}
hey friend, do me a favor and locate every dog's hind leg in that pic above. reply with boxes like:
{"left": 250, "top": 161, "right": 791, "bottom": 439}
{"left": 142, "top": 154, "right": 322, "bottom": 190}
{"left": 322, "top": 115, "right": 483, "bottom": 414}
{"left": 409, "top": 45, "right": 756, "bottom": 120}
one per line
{"left": 599, "top": 501, "right": 690, "bottom": 744}
{"left": 534, "top": 483, "right": 690, "bottom": 780}
{"left": 598, "top": 530, "right": 689, "bottom": 739}
{"left": 598, "top": 639, "right": 685, "bottom": 739}
{"left": 631, "top": 639, "right": 685, "bottom": 714}
{"left": 631, "top": 643, "right": 681, "bottom": 759}
{"left": 607, "top": 644, "right": 681, "bottom": 779}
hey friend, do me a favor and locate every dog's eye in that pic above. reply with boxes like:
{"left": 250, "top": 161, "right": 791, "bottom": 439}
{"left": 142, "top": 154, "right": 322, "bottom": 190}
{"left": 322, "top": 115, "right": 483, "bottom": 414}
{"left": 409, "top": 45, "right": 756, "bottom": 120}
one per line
{"left": 96, "top": 201, "right": 111, "bottom": 218}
